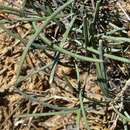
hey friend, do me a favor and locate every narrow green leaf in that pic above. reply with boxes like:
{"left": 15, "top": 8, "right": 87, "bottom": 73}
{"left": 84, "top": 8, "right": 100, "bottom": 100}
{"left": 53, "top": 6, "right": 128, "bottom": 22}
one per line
{"left": 79, "top": 89, "right": 91, "bottom": 130}
{"left": 124, "top": 111, "right": 130, "bottom": 119}
{"left": 49, "top": 16, "right": 76, "bottom": 84}
{"left": 14, "top": 86, "right": 75, "bottom": 110}
{"left": 17, "top": 62, "right": 53, "bottom": 84}
{"left": 75, "top": 62, "right": 80, "bottom": 82}
{"left": 49, "top": 56, "right": 59, "bottom": 84}
{"left": 104, "top": 54, "right": 130, "bottom": 64}
{"left": 16, "top": 0, "right": 74, "bottom": 83}
{"left": 83, "top": 13, "right": 90, "bottom": 48}
{"left": 39, "top": 35, "right": 102, "bottom": 62}
{"left": 16, "top": 109, "right": 78, "bottom": 118}
{"left": 102, "top": 35, "right": 130, "bottom": 43}
{"left": 87, "top": 46, "right": 130, "bottom": 64}
{"left": 0, "top": 25, "right": 26, "bottom": 45}
{"left": 94, "top": 40, "right": 110, "bottom": 97}
{"left": 112, "top": 105, "right": 130, "bottom": 122}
